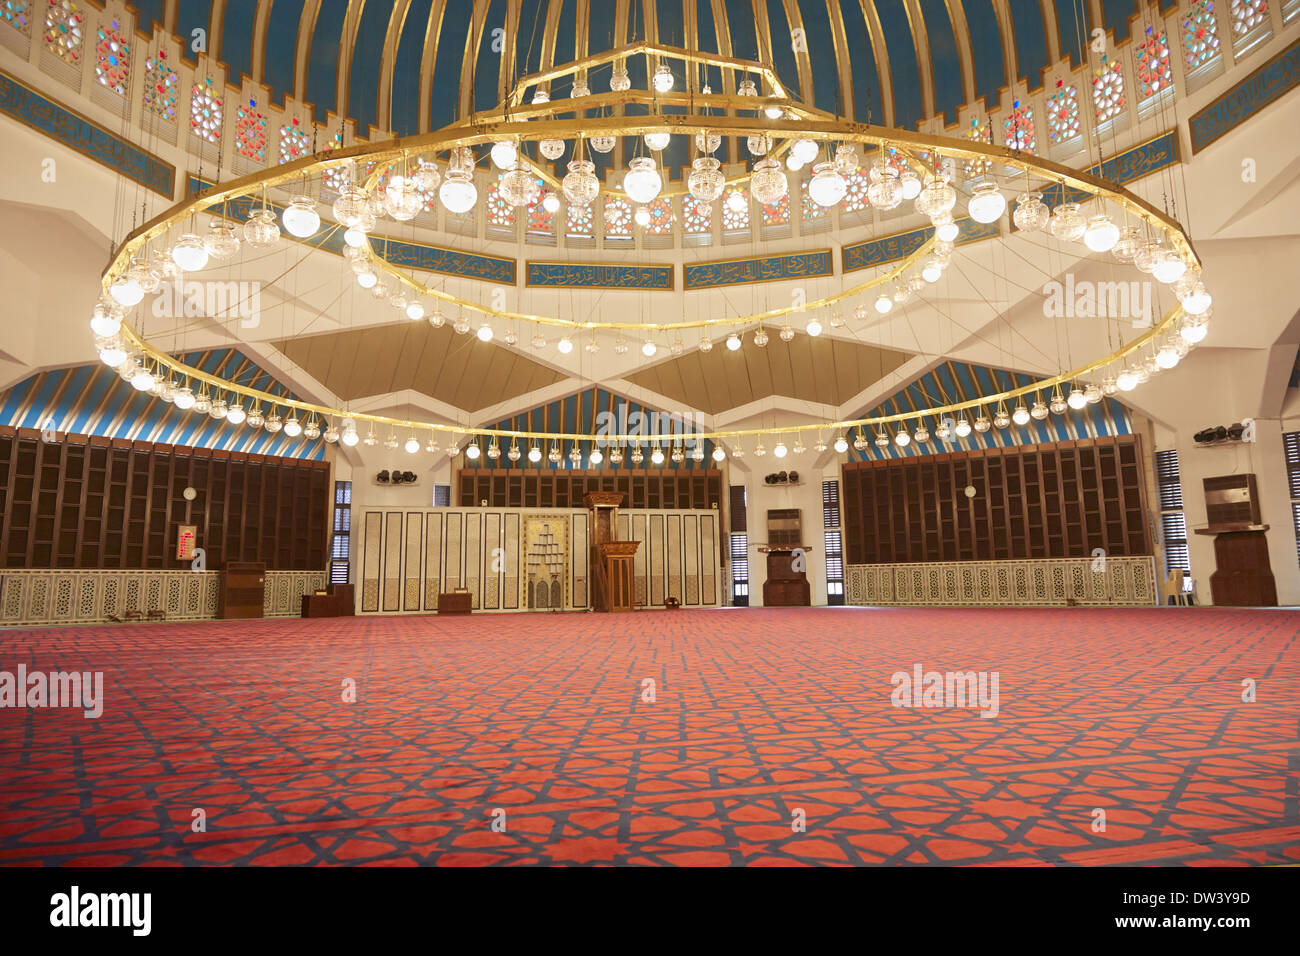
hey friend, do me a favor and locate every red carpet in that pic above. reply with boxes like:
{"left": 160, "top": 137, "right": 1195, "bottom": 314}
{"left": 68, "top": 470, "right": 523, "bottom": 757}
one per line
{"left": 1, "top": 607, "right": 1297, "bottom": 866}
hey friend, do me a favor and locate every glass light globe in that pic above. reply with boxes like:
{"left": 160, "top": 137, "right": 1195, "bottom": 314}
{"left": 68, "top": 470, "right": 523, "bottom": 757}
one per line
{"left": 808, "top": 162, "right": 847, "bottom": 207}
{"left": 1101, "top": 376, "right": 1118, "bottom": 396}
{"left": 973, "top": 415, "right": 992, "bottom": 433}
{"left": 538, "top": 139, "right": 565, "bottom": 160}
{"left": 1030, "top": 400, "right": 1049, "bottom": 420}
{"left": 834, "top": 143, "right": 860, "bottom": 175}
{"left": 204, "top": 220, "right": 240, "bottom": 259}
{"left": 500, "top": 163, "right": 540, "bottom": 206}
{"left": 608, "top": 447, "right": 624, "bottom": 464}
{"left": 892, "top": 285, "right": 911, "bottom": 305}
{"left": 915, "top": 175, "right": 956, "bottom": 217}
{"left": 345, "top": 226, "right": 372, "bottom": 248}
{"left": 439, "top": 170, "right": 477, "bottom": 213}
{"left": 726, "top": 333, "right": 742, "bottom": 351}
{"left": 644, "top": 130, "right": 671, "bottom": 151}
{"left": 875, "top": 293, "right": 892, "bottom": 314}
{"left": 746, "top": 134, "right": 771, "bottom": 157}
{"left": 921, "top": 257, "right": 944, "bottom": 283}
{"left": 477, "top": 324, "right": 494, "bottom": 342}
{"left": 1112, "top": 227, "right": 1142, "bottom": 263}
{"left": 589, "top": 135, "right": 615, "bottom": 153}
{"left": 1048, "top": 202, "right": 1086, "bottom": 242}
{"left": 523, "top": 445, "right": 541, "bottom": 463}
{"left": 805, "top": 319, "right": 822, "bottom": 337}
{"left": 98, "top": 340, "right": 128, "bottom": 367}
{"left": 208, "top": 399, "right": 228, "bottom": 420}
{"left": 1084, "top": 383, "right": 1103, "bottom": 404}
{"left": 1013, "top": 192, "right": 1049, "bottom": 232}
{"left": 791, "top": 139, "right": 819, "bottom": 165}
{"left": 1155, "top": 343, "right": 1180, "bottom": 368}
{"left": 610, "top": 66, "right": 630, "bottom": 91}
{"left": 771, "top": 441, "right": 788, "bottom": 458}
{"left": 893, "top": 428, "right": 911, "bottom": 447}
{"left": 322, "top": 424, "right": 339, "bottom": 443}
{"left": 1049, "top": 393, "right": 1069, "bottom": 415}
{"left": 866, "top": 162, "right": 902, "bottom": 210}
{"left": 1067, "top": 388, "right": 1088, "bottom": 409}
{"left": 282, "top": 416, "right": 302, "bottom": 437}
{"left": 406, "top": 301, "right": 425, "bottom": 321}
{"left": 779, "top": 326, "right": 795, "bottom": 342}
{"left": 556, "top": 337, "right": 574, "bottom": 354}
{"left": 753, "top": 328, "right": 769, "bottom": 347}
{"left": 108, "top": 271, "right": 143, "bottom": 308}
{"left": 531, "top": 89, "right": 550, "bottom": 104}
{"left": 1152, "top": 250, "right": 1187, "bottom": 284}
{"left": 935, "top": 420, "right": 953, "bottom": 441}
{"left": 754, "top": 441, "right": 768, "bottom": 457}
{"left": 453, "top": 317, "right": 471, "bottom": 334}
{"left": 1083, "top": 215, "right": 1120, "bottom": 252}
{"left": 491, "top": 141, "right": 517, "bottom": 170}
{"left": 1011, "top": 404, "right": 1031, "bottom": 425}
{"left": 226, "top": 404, "right": 246, "bottom": 425}
{"left": 282, "top": 196, "right": 320, "bottom": 237}
{"left": 737, "top": 78, "right": 757, "bottom": 97}
{"left": 131, "top": 368, "right": 155, "bottom": 391}
{"left": 465, "top": 442, "right": 481, "bottom": 460}
{"left": 634, "top": 206, "right": 651, "bottom": 227}
{"left": 356, "top": 270, "right": 378, "bottom": 289}
{"left": 241, "top": 208, "right": 280, "bottom": 248}
{"left": 899, "top": 167, "right": 922, "bottom": 200}
{"left": 650, "top": 446, "right": 666, "bottom": 465}
{"left": 688, "top": 157, "right": 725, "bottom": 202}
{"left": 932, "top": 212, "right": 959, "bottom": 242}
{"left": 383, "top": 434, "right": 399, "bottom": 450}
{"left": 340, "top": 428, "right": 359, "bottom": 447}
{"left": 712, "top": 446, "right": 727, "bottom": 462}
{"left": 1134, "top": 240, "right": 1162, "bottom": 273}
{"left": 562, "top": 159, "right": 599, "bottom": 206}
{"left": 764, "top": 102, "right": 783, "bottom": 119}
{"left": 750, "top": 158, "right": 787, "bottom": 205}
{"left": 641, "top": 340, "right": 657, "bottom": 357}
{"left": 90, "top": 303, "right": 122, "bottom": 337}
{"left": 699, "top": 337, "right": 713, "bottom": 353}
{"left": 172, "top": 387, "right": 194, "bottom": 409}
{"left": 411, "top": 161, "right": 440, "bottom": 193}
{"left": 1136, "top": 361, "right": 1153, "bottom": 384}
{"left": 726, "top": 190, "right": 747, "bottom": 212}
{"left": 913, "top": 423, "right": 929, "bottom": 443}
{"left": 1181, "top": 316, "right": 1209, "bottom": 344}
{"left": 695, "top": 131, "right": 721, "bottom": 154}
{"left": 584, "top": 446, "right": 602, "bottom": 466}
{"left": 399, "top": 436, "right": 418, "bottom": 454}
{"left": 503, "top": 329, "right": 519, "bottom": 345}
{"left": 623, "top": 157, "right": 662, "bottom": 204}
{"left": 954, "top": 418, "right": 972, "bottom": 438}
{"left": 542, "top": 193, "right": 560, "bottom": 213}
{"left": 170, "top": 233, "right": 208, "bottom": 272}
{"left": 384, "top": 176, "right": 422, "bottom": 220}
{"left": 333, "top": 186, "right": 368, "bottom": 226}
{"left": 967, "top": 181, "right": 1006, "bottom": 223}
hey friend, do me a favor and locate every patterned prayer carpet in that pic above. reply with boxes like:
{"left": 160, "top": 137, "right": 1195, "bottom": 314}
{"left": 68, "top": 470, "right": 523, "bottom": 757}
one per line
{"left": 0, "top": 606, "right": 1297, "bottom": 866}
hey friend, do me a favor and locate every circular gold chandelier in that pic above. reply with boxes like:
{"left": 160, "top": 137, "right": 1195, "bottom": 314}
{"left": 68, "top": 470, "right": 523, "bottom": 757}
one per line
{"left": 94, "top": 46, "right": 1211, "bottom": 458}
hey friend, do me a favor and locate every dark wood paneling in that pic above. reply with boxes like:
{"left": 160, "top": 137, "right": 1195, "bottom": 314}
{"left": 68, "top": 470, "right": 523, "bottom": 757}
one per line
{"left": 842, "top": 435, "right": 1151, "bottom": 564}
{"left": 0, "top": 426, "right": 330, "bottom": 570}
{"left": 456, "top": 468, "right": 723, "bottom": 511}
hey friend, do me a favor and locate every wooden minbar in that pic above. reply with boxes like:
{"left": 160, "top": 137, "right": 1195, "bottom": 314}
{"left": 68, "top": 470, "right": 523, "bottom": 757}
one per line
{"left": 585, "top": 492, "right": 640, "bottom": 611}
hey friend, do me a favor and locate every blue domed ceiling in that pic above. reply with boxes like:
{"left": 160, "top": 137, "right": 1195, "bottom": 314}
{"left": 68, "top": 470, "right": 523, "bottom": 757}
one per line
{"left": 124, "top": 0, "right": 1173, "bottom": 137}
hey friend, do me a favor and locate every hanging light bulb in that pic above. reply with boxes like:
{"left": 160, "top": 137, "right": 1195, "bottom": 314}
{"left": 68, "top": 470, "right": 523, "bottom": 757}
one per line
{"left": 931, "top": 211, "right": 960, "bottom": 242}
{"left": 403, "top": 436, "right": 420, "bottom": 454}
{"left": 1134, "top": 239, "right": 1163, "bottom": 274}
{"left": 746, "top": 134, "right": 771, "bottom": 157}
{"left": 899, "top": 167, "right": 922, "bottom": 200}
{"left": 500, "top": 162, "right": 540, "bottom": 207}
{"left": 282, "top": 416, "right": 303, "bottom": 437}
{"left": 805, "top": 318, "right": 822, "bottom": 337}
{"left": 894, "top": 427, "right": 911, "bottom": 447}
{"left": 538, "top": 139, "right": 565, "bottom": 160}
{"left": 913, "top": 421, "right": 929, "bottom": 443}
{"left": 506, "top": 442, "right": 520, "bottom": 462}
{"left": 130, "top": 367, "right": 156, "bottom": 392}
{"left": 170, "top": 233, "right": 208, "bottom": 272}
{"left": 1112, "top": 227, "right": 1142, "bottom": 263}
{"left": 726, "top": 333, "right": 742, "bottom": 351}
{"left": 773, "top": 441, "right": 788, "bottom": 458}
{"left": 753, "top": 328, "right": 769, "bottom": 348}
{"left": 563, "top": 158, "right": 599, "bottom": 206}
{"left": 90, "top": 302, "right": 122, "bottom": 337}
{"left": 833, "top": 435, "right": 849, "bottom": 454}
{"left": 967, "top": 181, "right": 1006, "bottom": 223}
{"left": 477, "top": 324, "right": 494, "bottom": 342}
{"left": 808, "top": 162, "right": 847, "bottom": 207}
{"left": 1101, "top": 376, "right": 1119, "bottom": 396}
{"left": 934, "top": 419, "right": 952, "bottom": 441}
{"left": 439, "top": 148, "right": 478, "bottom": 212}
{"left": 1049, "top": 392, "right": 1069, "bottom": 415}
{"left": 281, "top": 196, "right": 320, "bottom": 237}
{"left": 1152, "top": 248, "right": 1188, "bottom": 284}
{"left": 204, "top": 220, "right": 240, "bottom": 259}
{"left": 915, "top": 174, "right": 956, "bottom": 217}
{"left": 698, "top": 337, "right": 713, "bottom": 353}
{"left": 993, "top": 407, "right": 1011, "bottom": 429}
{"left": 750, "top": 158, "right": 788, "bottom": 205}
{"left": 491, "top": 141, "right": 518, "bottom": 170}
{"left": 834, "top": 143, "right": 860, "bottom": 175}
{"left": 1176, "top": 279, "right": 1212, "bottom": 315}
{"left": 874, "top": 293, "right": 893, "bottom": 314}
{"left": 954, "top": 417, "right": 972, "bottom": 438}
{"left": 921, "top": 256, "right": 944, "bottom": 283}
{"left": 712, "top": 446, "right": 727, "bottom": 462}
{"left": 1011, "top": 404, "right": 1031, "bottom": 426}
{"left": 528, "top": 444, "right": 542, "bottom": 463}
{"left": 1048, "top": 202, "right": 1087, "bottom": 242}
{"left": 623, "top": 157, "right": 662, "bottom": 204}
{"left": 406, "top": 301, "right": 425, "bottom": 321}
{"left": 1083, "top": 214, "right": 1120, "bottom": 252}
{"left": 643, "top": 129, "right": 671, "bottom": 152}
{"left": 866, "top": 160, "right": 903, "bottom": 209}
{"left": 589, "top": 135, "right": 616, "bottom": 153}
{"left": 1155, "top": 340, "right": 1180, "bottom": 369}
{"left": 465, "top": 441, "right": 482, "bottom": 460}
{"left": 973, "top": 414, "right": 992, "bottom": 433}
{"left": 695, "top": 131, "right": 722, "bottom": 153}
{"left": 650, "top": 445, "right": 666, "bottom": 465}
{"left": 588, "top": 446, "right": 604, "bottom": 465}
{"left": 609, "top": 446, "right": 624, "bottom": 464}
{"left": 609, "top": 65, "right": 631, "bottom": 91}
{"left": 641, "top": 340, "right": 657, "bottom": 357}
{"left": 634, "top": 206, "right": 651, "bottom": 227}
{"left": 779, "top": 325, "right": 795, "bottom": 342}
{"left": 556, "top": 337, "right": 574, "bottom": 354}
{"left": 243, "top": 208, "right": 280, "bottom": 247}
{"left": 1084, "top": 383, "right": 1103, "bottom": 404}
{"left": 1030, "top": 399, "right": 1050, "bottom": 420}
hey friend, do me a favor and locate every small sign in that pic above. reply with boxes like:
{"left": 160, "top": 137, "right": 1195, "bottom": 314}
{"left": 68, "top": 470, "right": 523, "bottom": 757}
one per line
{"left": 177, "top": 525, "right": 197, "bottom": 560}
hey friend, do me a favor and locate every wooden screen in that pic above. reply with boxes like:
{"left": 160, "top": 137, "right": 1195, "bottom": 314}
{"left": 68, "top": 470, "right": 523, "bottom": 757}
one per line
{"left": 842, "top": 435, "right": 1150, "bottom": 564}
{"left": 457, "top": 468, "right": 722, "bottom": 511}
{"left": 0, "top": 426, "right": 330, "bottom": 570}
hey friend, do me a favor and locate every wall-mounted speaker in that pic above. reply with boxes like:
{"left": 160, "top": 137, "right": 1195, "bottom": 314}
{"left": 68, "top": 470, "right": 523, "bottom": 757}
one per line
{"left": 763, "top": 471, "right": 800, "bottom": 485}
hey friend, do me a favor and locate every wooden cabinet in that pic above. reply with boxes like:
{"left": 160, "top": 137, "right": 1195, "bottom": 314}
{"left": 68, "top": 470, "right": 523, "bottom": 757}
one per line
{"left": 842, "top": 435, "right": 1151, "bottom": 564}
{"left": 221, "top": 562, "right": 266, "bottom": 619}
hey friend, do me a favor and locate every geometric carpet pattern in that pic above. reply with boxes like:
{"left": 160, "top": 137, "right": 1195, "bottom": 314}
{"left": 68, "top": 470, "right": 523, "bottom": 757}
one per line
{"left": 1, "top": 607, "right": 1297, "bottom": 866}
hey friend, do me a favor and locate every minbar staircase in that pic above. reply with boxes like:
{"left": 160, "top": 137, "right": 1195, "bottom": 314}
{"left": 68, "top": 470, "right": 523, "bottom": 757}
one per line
{"left": 584, "top": 492, "right": 640, "bottom": 612}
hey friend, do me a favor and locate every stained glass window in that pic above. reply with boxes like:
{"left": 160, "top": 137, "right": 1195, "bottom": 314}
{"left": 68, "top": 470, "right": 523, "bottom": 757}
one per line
{"left": 842, "top": 167, "right": 871, "bottom": 213}
{"left": 603, "top": 196, "right": 632, "bottom": 237}
{"left": 760, "top": 191, "right": 790, "bottom": 226}
{"left": 43, "top": 0, "right": 82, "bottom": 62}
{"left": 721, "top": 187, "right": 749, "bottom": 231}
{"left": 486, "top": 176, "right": 515, "bottom": 227}
{"left": 963, "top": 118, "right": 992, "bottom": 178}
{"left": 644, "top": 197, "right": 673, "bottom": 235}
{"left": 566, "top": 199, "right": 594, "bottom": 237}
{"left": 190, "top": 76, "right": 223, "bottom": 144}
{"left": 1046, "top": 82, "right": 1080, "bottom": 145}
{"left": 527, "top": 180, "right": 555, "bottom": 232}
{"left": 1134, "top": 27, "right": 1173, "bottom": 99}
{"left": 142, "top": 50, "right": 177, "bottom": 120}
{"left": 801, "top": 177, "right": 827, "bottom": 222}
{"left": 2, "top": 1, "right": 33, "bottom": 36}
{"left": 1231, "top": 0, "right": 1268, "bottom": 37}
{"left": 235, "top": 100, "right": 267, "bottom": 162}
{"left": 683, "top": 196, "right": 711, "bottom": 234}
{"left": 322, "top": 132, "right": 348, "bottom": 191}
{"left": 1093, "top": 55, "right": 1126, "bottom": 124}
{"left": 93, "top": 18, "right": 128, "bottom": 94}
{"left": 279, "top": 119, "right": 309, "bottom": 165}
{"left": 1182, "top": 0, "right": 1222, "bottom": 70}
{"left": 1003, "top": 101, "right": 1036, "bottom": 154}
